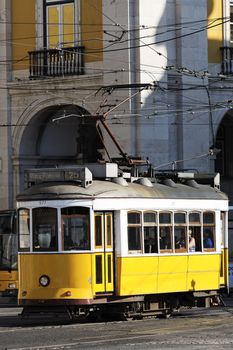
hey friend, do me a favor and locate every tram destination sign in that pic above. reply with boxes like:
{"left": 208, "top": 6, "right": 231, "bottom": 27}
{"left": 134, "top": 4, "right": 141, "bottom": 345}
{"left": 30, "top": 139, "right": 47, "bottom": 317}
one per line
{"left": 24, "top": 167, "right": 93, "bottom": 188}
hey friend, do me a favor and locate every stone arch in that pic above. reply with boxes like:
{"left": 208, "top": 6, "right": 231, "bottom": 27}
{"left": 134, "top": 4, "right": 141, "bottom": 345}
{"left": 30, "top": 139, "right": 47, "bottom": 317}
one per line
{"left": 13, "top": 102, "right": 104, "bottom": 193}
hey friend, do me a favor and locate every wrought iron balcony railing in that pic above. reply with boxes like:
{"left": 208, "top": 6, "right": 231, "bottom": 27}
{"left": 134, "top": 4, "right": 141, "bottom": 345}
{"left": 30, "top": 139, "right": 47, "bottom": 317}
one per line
{"left": 220, "top": 46, "right": 233, "bottom": 75}
{"left": 28, "top": 46, "right": 85, "bottom": 79}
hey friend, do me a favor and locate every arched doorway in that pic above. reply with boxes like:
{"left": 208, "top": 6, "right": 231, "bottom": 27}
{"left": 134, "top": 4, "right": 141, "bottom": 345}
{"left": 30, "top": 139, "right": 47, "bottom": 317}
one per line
{"left": 215, "top": 111, "right": 233, "bottom": 261}
{"left": 215, "top": 110, "right": 233, "bottom": 203}
{"left": 18, "top": 104, "right": 104, "bottom": 191}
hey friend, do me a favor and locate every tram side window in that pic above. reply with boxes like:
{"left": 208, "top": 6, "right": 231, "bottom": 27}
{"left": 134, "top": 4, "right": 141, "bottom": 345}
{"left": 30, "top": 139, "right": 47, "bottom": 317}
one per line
{"left": 159, "top": 212, "right": 172, "bottom": 252}
{"left": 203, "top": 212, "right": 215, "bottom": 250}
{"left": 189, "top": 212, "right": 201, "bottom": 252}
{"left": 61, "top": 207, "right": 90, "bottom": 250}
{"left": 128, "top": 212, "right": 142, "bottom": 253}
{"left": 18, "top": 208, "right": 30, "bottom": 251}
{"left": 32, "top": 207, "right": 58, "bottom": 251}
{"left": 0, "top": 211, "right": 17, "bottom": 269}
{"left": 174, "top": 212, "right": 187, "bottom": 252}
{"left": 143, "top": 212, "right": 158, "bottom": 253}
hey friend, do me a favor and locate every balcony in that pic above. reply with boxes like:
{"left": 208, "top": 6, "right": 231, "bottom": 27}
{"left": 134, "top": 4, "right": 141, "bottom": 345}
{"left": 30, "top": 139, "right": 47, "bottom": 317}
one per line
{"left": 28, "top": 46, "right": 85, "bottom": 79}
{"left": 220, "top": 46, "right": 233, "bottom": 75}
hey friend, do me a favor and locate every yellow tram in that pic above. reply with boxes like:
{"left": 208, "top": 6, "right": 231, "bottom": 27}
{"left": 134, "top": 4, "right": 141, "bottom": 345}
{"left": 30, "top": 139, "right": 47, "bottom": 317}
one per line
{"left": 0, "top": 210, "right": 18, "bottom": 301}
{"left": 17, "top": 164, "right": 228, "bottom": 318}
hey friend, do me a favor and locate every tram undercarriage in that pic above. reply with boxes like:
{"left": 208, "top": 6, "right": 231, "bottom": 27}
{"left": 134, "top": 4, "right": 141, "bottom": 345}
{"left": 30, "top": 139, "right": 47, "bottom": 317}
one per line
{"left": 20, "top": 290, "right": 225, "bottom": 321}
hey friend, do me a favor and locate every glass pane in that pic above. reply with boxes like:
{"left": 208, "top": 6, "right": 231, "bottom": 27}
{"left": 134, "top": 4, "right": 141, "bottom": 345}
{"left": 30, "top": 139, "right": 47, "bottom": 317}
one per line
{"left": 174, "top": 212, "right": 186, "bottom": 224}
{"left": 33, "top": 207, "right": 57, "bottom": 251}
{"left": 188, "top": 228, "right": 196, "bottom": 252}
{"left": 47, "top": 6, "right": 59, "bottom": 48}
{"left": 175, "top": 227, "right": 187, "bottom": 249}
{"left": 0, "top": 212, "right": 17, "bottom": 269}
{"left": 128, "top": 227, "right": 142, "bottom": 251}
{"left": 203, "top": 227, "right": 215, "bottom": 249}
{"left": 144, "top": 227, "right": 157, "bottom": 253}
{"left": 189, "top": 212, "right": 200, "bottom": 224}
{"left": 63, "top": 4, "right": 74, "bottom": 47}
{"left": 19, "top": 209, "right": 30, "bottom": 250}
{"left": 203, "top": 212, "right": 215, "bottom": 224}
{"left": 95, "top": 215, "right": 102, "bottom": 247}
{"left": 61, "top": 207, "right": 90, "bottom": 250}
{"left": 159, "top": 212, "right": 171, "bottom": 224}
{"left": 144, "top": 212, "right": 156, "bottom": 223}
{"left": 0, "top": 214, "right": 14, "bottom": 234}
{"left": 128, "top": 212, "right": 141, "bottom": 224}
{"left": 95, "top": 255, "right": 102, "bottom": 284}
{"left": 106, "top": 215, "right": 112, "bottom": 246}
{"left": 107, "top": 255, "right": 112, "bottom": 283}
{"left": 231, "top": 5, "right": 233, "bottom": 22}
{"left": 159, "top": 227, "right": 172, "bottom": 249}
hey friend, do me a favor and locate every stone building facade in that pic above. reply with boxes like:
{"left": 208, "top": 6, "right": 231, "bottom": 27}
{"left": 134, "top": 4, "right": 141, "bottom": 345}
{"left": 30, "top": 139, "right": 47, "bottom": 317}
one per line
{"left": 0, "top": 0, "right": 233, "bottom": 221}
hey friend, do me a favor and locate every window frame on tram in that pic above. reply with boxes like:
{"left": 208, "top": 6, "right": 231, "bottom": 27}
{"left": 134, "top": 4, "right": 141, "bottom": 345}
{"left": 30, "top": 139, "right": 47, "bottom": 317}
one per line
{"left": 32, "top": 207, "right": 58, "bottom": 252}
{"left": 18, "top": 208, "right": 30, "bottom": 252}
{"left": 61, "top": 206, "right": 90, "bottom": 251}
{"left": 18, "top": 205, "right": 91, "bottom": 252}
{"left": 126, "top": 210, "right": 217, "bottom": 255}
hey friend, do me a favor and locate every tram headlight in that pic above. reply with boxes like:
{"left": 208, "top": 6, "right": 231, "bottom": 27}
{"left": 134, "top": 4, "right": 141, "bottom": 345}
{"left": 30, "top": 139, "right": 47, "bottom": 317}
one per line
{"left": 39, "top": 275, "right": 50, "bottom": 287}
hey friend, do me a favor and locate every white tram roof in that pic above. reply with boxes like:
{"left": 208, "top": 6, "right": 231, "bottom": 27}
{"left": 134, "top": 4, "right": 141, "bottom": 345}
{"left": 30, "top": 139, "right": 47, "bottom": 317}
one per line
{"left": 16, "top": 179, "right": 228, "bottom": 201}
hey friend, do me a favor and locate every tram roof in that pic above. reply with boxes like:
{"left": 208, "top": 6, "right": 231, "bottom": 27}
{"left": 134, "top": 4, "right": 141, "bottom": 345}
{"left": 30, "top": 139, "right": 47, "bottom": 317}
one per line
{"left": 16, "top": 179, "right": 228, "bottom": 201}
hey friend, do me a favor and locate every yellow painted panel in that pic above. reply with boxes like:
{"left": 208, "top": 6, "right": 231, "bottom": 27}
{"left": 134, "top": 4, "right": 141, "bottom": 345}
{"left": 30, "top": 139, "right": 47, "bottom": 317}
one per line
{"left": 187, "top": 254, "right": 220, "bottom": 291}
{"left": 117, "top": 257, "right": 158, "bottom": 295}
{"left": 48, "top": 7, "right": 59, "bottom": 48}
{"left": 187, "top": 272, "right": 219, "bottom": 291}
{"left": 105, "top": 253, "right": 114, "bottom": 291}
{"left": 0, "top": 271, "right": 18, "bottom": 292}
{"left": 117, "top": 254, "right": 222, "bottom": 296}
{"left": 157, "top": 272, "right": 187, "bottom": 293}
{"left": 187, "top": 254, "right": 220, "bottom": 271}
{"left": 222, "top": 248, "right": 229, "bottom": 288}
{"left": 207, "top": 0, "right": 223, "bottom": 63}
{"left": 80, "top": 0, "right": 103, "bottom": 62}
{"left": 12, "top": 0, "right": 36, "bottom": 71}
{"left": 157, "top": 256, "right": 188, "bottom": 292}
{"left": 92, "top": 253, "right": 105, "bottom": 293}
{"left": 158, "top": 256, "right": 188, "bottom": 273}
{"left": 63, "top": 4, "right": 74, "bottom": 47}
{"left": 19, "top": 254, "right": 93, "bottom": 300}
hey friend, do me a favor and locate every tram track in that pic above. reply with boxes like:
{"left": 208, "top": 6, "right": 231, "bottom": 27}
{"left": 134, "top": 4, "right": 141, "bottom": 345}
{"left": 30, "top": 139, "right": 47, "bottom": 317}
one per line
{"left": 1, "top": 306, "right": 233, "bottom": 349}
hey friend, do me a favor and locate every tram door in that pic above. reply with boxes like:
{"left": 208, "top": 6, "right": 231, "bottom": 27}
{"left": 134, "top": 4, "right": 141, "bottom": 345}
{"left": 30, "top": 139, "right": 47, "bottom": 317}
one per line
{"left": 93, "top": 212, "right": 114, "bottom": 293}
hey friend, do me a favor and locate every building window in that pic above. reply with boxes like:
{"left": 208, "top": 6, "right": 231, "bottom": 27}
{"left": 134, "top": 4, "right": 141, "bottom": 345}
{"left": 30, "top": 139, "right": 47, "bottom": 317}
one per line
{"left": 45, "top": 0, "right": 75, "bottom": 49}
{"left": 231, "top": 1, "right": 233, "bottom": 44}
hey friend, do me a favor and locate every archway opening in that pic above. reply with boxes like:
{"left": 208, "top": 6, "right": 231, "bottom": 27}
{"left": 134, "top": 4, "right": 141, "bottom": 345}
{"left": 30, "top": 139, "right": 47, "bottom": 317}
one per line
{"left": 18, "top": 104, "right": 104, "bottom": 189}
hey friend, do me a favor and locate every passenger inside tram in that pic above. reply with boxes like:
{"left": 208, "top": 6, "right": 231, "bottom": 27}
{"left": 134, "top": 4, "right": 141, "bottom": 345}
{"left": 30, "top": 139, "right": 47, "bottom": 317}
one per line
{"left": 188, "top": 229, "right": 196, "bottom": 252}
{"left": 203, "top": 229, "right": 214, "bottom": 248}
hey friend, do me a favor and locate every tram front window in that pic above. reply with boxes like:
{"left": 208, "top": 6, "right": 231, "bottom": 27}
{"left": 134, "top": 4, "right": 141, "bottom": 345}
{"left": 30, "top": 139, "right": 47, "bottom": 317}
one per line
{"left": 18, "top": 208, "right": 30, "bottom": 251}
{"left": 0, "top": 213, "right": 17, "bottom": 270}
{"left": 32, "top": 207, "right": 58, "bottom": 251}
{"left": 61, "top": 207, "right": 90, "bottom": 251}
